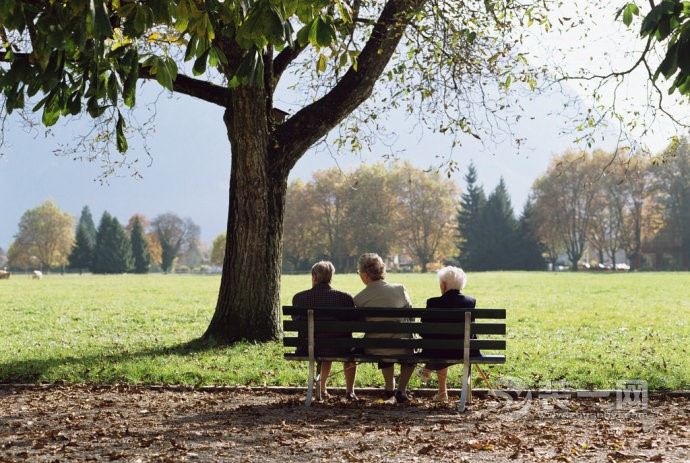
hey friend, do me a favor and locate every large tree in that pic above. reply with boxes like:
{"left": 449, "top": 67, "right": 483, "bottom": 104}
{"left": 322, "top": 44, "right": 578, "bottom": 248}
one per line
{"left": 68, "top": 206, "right": 98, "bottom": 272}
{"left": 456, "top": 162, "right": 486, "bottom": 270}
{"left": 653, "top": 138, "right": 690, "bottom": 269}
{"left": 151, "top": 213, "right": 199, "bottom": 272}
{"left": 8, "top": 200, "right": 74, "bottom": 270}
{"left": 92, "top": 212, "right": 133, "bottom": 273}
{"left": 532, "top": 151, "right": 599, "bottom": 270}
{"left": 0, "top": 0, "right": 549, "bottom": 342}
{"left": 478, "top": 177, "right": 517, "bottom": 270}
{"left": 390, "top": 162, "right": 457, "bottom": 271}
{"left": 283, "top": 180, "right": 322, "bottom": 272}
{"left": 514, "top": 198, "right": 545, "bottom": 270}
{"left": 210, "top": 232, "right": 227, "bottom": 267}
{"left": 130, "top": 215, "right": 152, "bottom": 273}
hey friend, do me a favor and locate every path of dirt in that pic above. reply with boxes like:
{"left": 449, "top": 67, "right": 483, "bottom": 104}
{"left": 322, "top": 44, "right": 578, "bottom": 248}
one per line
{"left": 0, "top": 386, "right": 688, "bottom": 462}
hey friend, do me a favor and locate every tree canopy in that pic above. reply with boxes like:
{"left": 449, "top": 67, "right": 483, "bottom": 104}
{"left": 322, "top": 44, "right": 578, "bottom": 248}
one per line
{"left": 7, "top": 200, "right": 74, "bottom": 269}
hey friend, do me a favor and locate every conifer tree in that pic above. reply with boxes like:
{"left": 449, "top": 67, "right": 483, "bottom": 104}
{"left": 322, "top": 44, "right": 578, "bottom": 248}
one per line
{"left": 68, "top": 206, "right": 98, "bottom": 273}
{"left": 130, "top": 216, "right": 151, "bottom": 274}
{"left": 515, "top": 199, "right": 546, "bottom": 270}
{"left": 93, "top": 212, "right": 132, "bottom": 274}
{"left": 480, "top": 178, "right": 518, "bottom": 270}
{"left": 68, "top": 224, "right": 95, "bottom": 273}
{"left": 79, "top": 206, "right": 97, "bottom": 246}
{"left": 456, "top": 162, "right": 486, "bottom": 270}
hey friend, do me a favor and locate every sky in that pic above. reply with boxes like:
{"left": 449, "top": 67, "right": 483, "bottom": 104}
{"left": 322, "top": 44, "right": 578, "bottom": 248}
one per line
{"left": 0, "top": 1, "right": 686, "bottom": 250}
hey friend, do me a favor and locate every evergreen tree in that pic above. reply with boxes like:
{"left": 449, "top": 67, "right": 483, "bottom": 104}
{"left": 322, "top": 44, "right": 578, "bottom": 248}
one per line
{"left": 92, "top": 212, "right": 132, "bottom": 274}
{"left": 79, "top": 206, "right": 97, "bottom": 246}
{"left": 456, "top": 162, "right": 487, "bottom": 270}
{"left": 480, "top": 178, "right": 518, "bottom": 270}
{"left": 130, "top": 216, "right": 151, "bottom": 274}
{"left": 68, "top": 206, "right": 97, "bottom": 273}
{"left": 515, "top": 199, "right": 546, "bottom": 270}
{"left": 68, "top": 224, "right": 95, "bottom": 273}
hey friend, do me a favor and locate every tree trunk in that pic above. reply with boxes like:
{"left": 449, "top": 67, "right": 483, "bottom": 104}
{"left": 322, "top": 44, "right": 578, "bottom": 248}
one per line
{"left": 419, "top": 256, "right": 429, "bottom": 273}
{"left": 204, "top": 87, "right": 288, "bottom": 343}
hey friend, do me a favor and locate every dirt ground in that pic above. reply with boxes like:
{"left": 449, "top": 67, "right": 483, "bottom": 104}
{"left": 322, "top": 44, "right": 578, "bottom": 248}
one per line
{"left": 0, "top": 386, "right": 688, "bottom": 462}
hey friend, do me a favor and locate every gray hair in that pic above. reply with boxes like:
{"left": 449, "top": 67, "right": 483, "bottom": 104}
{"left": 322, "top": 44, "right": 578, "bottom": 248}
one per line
{"left": 438, "top": 266, "right": 467, "bottom": 290}
{"left": 358, "top": 253, "right": 385, "bottom": 281}
{"left": 311, "top": 261, "right": 335, "bottom": 284}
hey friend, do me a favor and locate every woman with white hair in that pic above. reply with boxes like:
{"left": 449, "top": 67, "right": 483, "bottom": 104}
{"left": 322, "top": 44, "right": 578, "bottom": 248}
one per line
{"left": 419, "top": 266, "right": 476, "bottom": 402}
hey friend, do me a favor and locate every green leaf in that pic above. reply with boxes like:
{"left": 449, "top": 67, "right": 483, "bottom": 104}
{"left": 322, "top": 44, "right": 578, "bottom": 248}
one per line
{"left": 193, "top": 48, "right": 210, "bottom": 76}
{"left": 316, "top": 53, "right": 327, "bottom": 73}
{"left": 67, "top": 91, "right": 82, "bottom": 115}
{"left": 91, "top": 0, "right": 114, "bottom": 38}
{"left": 116, "top": 111, "right": 128, "bottom": 152}
{"left": 86, "top": 96, "right": 107, "bottom": 118}
{"left": 335, "top": 0, "right": 353, "bottom": 23}
{"left": 620, "top": 3, "right": 639, "bottom": 27}
{"left": 107, "top": 72, "right": 119, "bottom": 104}
{"left": 296, "top": 23, "right": 311, "bottom": 47}
{"left": 310, "top": 16, "right": 335, "bottom": 47}
{"left": 655, "top": 41, "right": 679, "bottom": 80}
{"left": 184, "top": 36, "right": 198, "bottom": 61}
{"left": 42, "top": 107, "right": 60, "bottom": 126}
{"left": 153, "top": 57, "right": 176, "bottom": 91}
{"left": 123, "top": 59, "right": 139, "bottom": 108}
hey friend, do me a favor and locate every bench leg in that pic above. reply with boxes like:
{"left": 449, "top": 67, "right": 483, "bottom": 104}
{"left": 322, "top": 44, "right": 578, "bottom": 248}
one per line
{"left": 468, "top": 364, "right": 472, "bottom": 405}
{"left": 306, "top": 359, "right": 315, "bottom": 407}
{"left": 458, "top": 361, "right": 470, "bottom": 412}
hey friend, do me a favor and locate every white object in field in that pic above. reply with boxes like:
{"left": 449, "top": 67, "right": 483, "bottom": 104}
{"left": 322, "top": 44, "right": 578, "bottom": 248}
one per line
{"left": 32, "top": 270, "right": 43, "bottom": 279}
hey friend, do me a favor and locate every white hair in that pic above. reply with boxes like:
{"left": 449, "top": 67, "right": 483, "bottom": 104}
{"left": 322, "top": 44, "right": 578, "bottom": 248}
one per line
{"left": 437, "top": 266, "right": 467, "bottom": 290}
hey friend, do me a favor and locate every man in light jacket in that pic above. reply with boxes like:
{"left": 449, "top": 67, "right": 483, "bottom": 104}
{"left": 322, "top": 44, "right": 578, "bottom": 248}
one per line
{"left": 354, "top": 253, "right": 415, "bottom": 404}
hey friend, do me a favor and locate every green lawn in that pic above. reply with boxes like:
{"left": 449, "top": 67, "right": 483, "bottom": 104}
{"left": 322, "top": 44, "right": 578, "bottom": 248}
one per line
{"left": 1, "top": 272, "right": 689, "bottom": 390}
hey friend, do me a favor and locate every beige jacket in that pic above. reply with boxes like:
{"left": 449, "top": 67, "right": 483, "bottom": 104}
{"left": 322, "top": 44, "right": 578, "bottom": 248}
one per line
{"left": 354, "top": 279, "right": 413, "bottom": 357}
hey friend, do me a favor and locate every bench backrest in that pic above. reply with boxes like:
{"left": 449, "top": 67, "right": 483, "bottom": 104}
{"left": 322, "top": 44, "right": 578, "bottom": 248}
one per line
{"left": 282, "top": 306, "right": 506, "bottom": 355}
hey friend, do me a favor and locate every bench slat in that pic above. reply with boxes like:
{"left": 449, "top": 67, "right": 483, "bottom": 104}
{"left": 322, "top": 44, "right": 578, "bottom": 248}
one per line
{"left": 283, "top": 320, "right": 506, "bottom": 335}
{"left": 284, "top": 354, "right": 507, "bottom": 364}
{"left": 283, "top": 306, "right": 506, "bottom": 319}
{"left": 283, "top": 337, "right": 506, "bottom": 350}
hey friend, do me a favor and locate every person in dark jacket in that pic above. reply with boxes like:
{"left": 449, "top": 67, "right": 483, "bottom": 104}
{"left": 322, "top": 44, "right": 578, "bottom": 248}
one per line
{"left": 292, "top": 261, "right": 358, "bottom": 401}
{"left": 419, "top": 266, "right": 476, "bottom": 402}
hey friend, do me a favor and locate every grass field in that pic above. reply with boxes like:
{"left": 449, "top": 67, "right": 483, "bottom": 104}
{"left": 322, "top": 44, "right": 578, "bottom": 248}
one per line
{"left": 1, "top": 272, "right": 689, "bottom": 390}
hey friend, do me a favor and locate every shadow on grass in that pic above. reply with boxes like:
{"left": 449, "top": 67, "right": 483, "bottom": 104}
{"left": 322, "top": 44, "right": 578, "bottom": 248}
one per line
{"left": 0, "top": 337, "right": 227, "bottom": 383}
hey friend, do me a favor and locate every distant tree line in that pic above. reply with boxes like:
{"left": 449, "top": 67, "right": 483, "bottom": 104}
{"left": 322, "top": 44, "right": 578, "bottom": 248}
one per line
{"left": 8, "top": 137, "right": 688, "bottom": 273}
{"left": 531, "top": 138, "right": 690, "bottom": 271}
{"left": 6, "top": 204, "right": 203, "bottom": 274}
{"left": 278, "top": 163, "right": 457, "bottom": 273}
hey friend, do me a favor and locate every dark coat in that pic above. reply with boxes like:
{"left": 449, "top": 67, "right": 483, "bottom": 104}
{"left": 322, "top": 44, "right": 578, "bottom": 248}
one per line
{"left": 291, "top": 283, "right": 355, "bottom": 355}
{"left": 421, "top": 289, "right": 479, "bottom": 361}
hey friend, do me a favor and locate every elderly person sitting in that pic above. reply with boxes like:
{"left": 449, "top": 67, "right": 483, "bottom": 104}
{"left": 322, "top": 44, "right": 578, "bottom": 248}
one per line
{"left": 292, "top": 261, "right": 358, "bottom": 401}
{"left": 354, "top": 253, "right": 415, "bottom": 404}
{"left": 420, "top": 266, "right": 476, "bottom": 402}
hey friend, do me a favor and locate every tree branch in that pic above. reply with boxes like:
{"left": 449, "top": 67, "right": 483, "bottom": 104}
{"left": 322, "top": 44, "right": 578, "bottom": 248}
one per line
{"left": 272, "top": 43, "right": 308, "bottom": 86}
{"left": 271, "top": 0, "right": 426, "bottom": 174}
{"left": 1, "top": 52, "right": 231, "bottom": 108}
{"left": 139, "top": 68, "right": 231, "bottom": 107}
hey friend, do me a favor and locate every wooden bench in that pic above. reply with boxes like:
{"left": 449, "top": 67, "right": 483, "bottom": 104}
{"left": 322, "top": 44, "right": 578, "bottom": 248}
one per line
{"left": 282, "top": 306, "right": 506, "bottom": 411}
